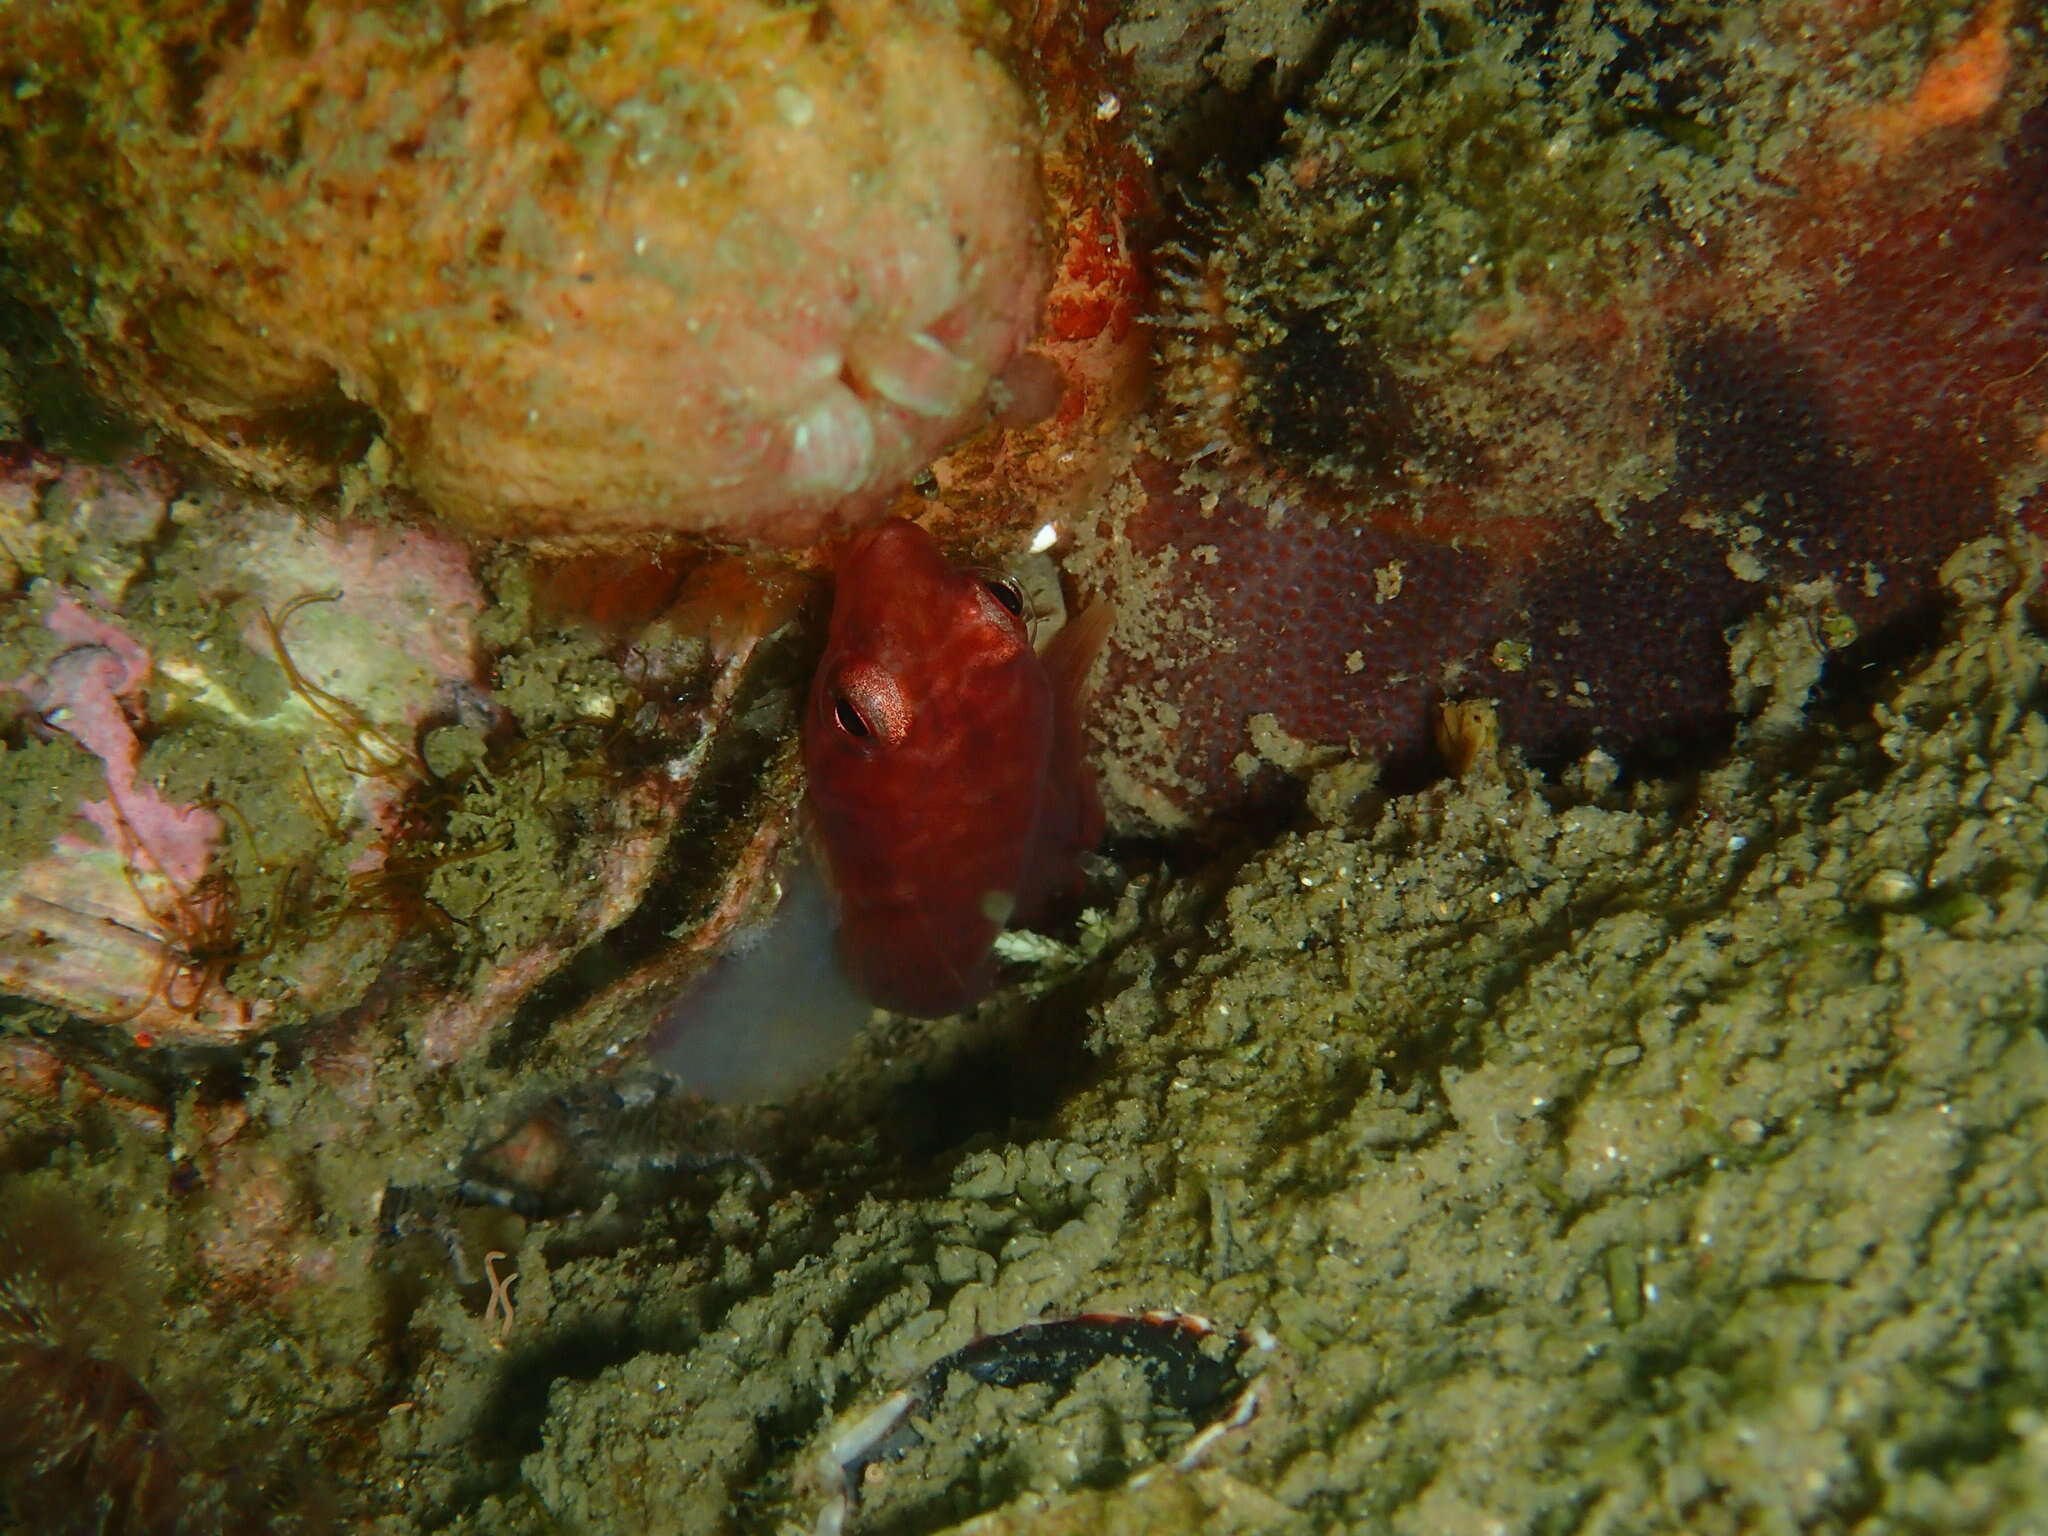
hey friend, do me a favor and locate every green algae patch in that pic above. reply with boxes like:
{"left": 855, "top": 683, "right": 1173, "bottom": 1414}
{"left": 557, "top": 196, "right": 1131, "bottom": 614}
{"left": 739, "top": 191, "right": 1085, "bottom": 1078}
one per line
{"left": 424, "top": 736, "right": 614, "bottom": 966}
{"left": 0, "top": 737, "right": 100, "bottom": 861}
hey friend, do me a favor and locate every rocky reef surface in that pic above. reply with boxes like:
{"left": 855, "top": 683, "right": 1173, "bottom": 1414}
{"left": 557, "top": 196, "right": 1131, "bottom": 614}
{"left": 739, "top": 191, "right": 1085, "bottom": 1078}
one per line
{"left": 4, "top": 508, "right": 2045, "bottom": 1533}
{"left": 0, "top": 0, "right": 2045, "bottom": 1532}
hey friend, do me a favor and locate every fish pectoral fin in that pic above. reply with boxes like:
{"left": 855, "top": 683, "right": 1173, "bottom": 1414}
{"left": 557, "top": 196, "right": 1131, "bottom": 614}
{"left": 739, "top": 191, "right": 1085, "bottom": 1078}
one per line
{"left": 1039, "top": 599, "right": 1115, "bottom": 712}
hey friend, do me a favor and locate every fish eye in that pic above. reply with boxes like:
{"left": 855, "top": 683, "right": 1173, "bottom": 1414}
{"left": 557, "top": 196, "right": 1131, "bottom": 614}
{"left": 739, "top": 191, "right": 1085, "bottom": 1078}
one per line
{"left": 823, "top": 661, "right": 910, "bottom": 747}
{"left": 832, "top": 693, "right": 873, "bottom": 738}
{"left": 983, "top": 577, "right": 1026, "bottom": 617}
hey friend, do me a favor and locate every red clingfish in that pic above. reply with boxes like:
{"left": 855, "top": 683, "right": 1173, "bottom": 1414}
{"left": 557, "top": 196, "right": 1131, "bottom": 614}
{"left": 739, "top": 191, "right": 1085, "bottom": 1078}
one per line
{"left": 803, "top": 518, "right": 1113, "bottom": 1017}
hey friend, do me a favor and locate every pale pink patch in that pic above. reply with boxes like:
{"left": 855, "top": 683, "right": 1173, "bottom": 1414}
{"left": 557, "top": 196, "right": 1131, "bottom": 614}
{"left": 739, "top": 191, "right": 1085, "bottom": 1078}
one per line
{"left": 229, "top": 519, "right": 484, "bottom": 714}
{"left": 347, "top": 778, "right": 412, "bottom": 864}
{"left": 11, "top": 596, "right": 223, "bottom": 889}
{"left": 0, "top": 1037, "right": 67, "bottom": 1102}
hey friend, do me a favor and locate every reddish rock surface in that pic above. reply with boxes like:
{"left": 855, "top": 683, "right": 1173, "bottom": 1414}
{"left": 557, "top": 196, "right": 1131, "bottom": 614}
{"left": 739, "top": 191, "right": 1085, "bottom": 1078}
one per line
{"left": 1035, "top": 1, "right": 2048, "bottom": 827}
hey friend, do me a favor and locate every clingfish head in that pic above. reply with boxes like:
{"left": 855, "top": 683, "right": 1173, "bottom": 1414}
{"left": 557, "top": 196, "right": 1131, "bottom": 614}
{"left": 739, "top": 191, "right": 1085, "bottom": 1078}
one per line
{"left": 802, "top": 518, "right": 1104, "bottom": 1017}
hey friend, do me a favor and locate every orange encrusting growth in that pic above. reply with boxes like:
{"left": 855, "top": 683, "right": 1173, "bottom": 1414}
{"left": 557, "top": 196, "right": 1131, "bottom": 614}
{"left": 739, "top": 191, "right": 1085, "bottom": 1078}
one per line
{"left": 1857, "top": 0, "right": 2013, "bottom": 154}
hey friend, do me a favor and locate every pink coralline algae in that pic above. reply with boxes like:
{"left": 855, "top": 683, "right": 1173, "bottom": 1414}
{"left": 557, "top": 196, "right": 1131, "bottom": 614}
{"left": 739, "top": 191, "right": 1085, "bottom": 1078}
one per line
{"left": 0, "top": 450, "right": 512, "bottom": 1049}
{"left": 13, "top": 598, "right": 223, "bottom": 892}
{"left": 2, "top": 597, "right": 249, "bottom": 1039}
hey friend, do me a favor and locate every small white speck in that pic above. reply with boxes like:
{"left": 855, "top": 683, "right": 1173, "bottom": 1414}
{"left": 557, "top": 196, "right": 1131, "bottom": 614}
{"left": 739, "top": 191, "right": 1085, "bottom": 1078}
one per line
{"left": 1727, "top": 833, "right": 1748, "bottom": 852}
{"left": 1030, "top": 521, "right": 1060, "bottom": 554}
{"left": 1094, "top": 92, "right": 1121, "bottom": 122}
{"left": 774, "top": 84, "right": 815, "bottom": 129}
{"left": 992, "top": 928, "right": 1066, "bottom": 963}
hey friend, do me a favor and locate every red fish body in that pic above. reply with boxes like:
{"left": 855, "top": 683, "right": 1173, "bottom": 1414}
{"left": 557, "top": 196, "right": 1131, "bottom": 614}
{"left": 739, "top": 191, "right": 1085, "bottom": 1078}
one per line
{"left": 803, "top": 518, "right": 1110, "bottom": 1017}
